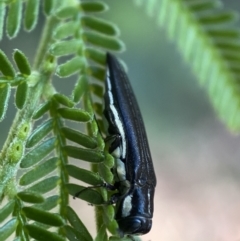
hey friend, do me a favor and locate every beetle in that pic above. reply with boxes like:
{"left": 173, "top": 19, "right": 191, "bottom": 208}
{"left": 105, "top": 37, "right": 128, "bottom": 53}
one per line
{"left": 103, "top": 53, "right": 156, "bottom": 236}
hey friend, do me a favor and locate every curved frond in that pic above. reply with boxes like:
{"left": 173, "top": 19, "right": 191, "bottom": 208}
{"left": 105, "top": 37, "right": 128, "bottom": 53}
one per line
{"left": 1, "top": 0, "right": 62, "bottom": 40}
{"left": 136, "top": 0, "right": 240, "bottom": 131}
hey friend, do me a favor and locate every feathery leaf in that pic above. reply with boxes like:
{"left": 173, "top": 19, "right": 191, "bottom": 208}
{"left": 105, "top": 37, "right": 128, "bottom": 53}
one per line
{"left": 137, "top": 0, "right": 240, "bottom": 130}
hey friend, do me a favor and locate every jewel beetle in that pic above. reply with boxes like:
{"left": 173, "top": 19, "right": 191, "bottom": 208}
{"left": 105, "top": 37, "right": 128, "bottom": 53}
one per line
{"left": 103, "top": 53, "right": 157, "bottom": 236}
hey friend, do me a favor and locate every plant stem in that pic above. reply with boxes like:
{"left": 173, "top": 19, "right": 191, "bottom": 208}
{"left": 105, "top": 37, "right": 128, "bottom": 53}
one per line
{"left": 33, "top": 16, "right": 59, "bottom": 70}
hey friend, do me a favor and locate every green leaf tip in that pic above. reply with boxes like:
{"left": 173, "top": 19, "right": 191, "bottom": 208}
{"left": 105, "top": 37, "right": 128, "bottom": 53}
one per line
{"left": 64, "top": 145, "right": 104, "bottom": 163}
{"left": 43, "top": 0, "right": 56, "bottom": 16}
{"left": 15, "top": 81, "right": 29, "bottom": 109}
{"left": 24, "top": 0, "right": 40, "bottom": 31}
{"left": 27, "top": 176, "right": 59, "bottom": 194}
{"left": 64, "top": 225, "right": 92, "bottom": 241}
{"left": 34, "top": 195, "right": 59, "bottom": 211}
{"left": 62, "top": 127, "right": 97, "bottom": 149}
{"left": 198, "top": 12, "right": 238, "bottom": 25}
{"left": 66, "top": 164, "right": 103, "bottom": 185}
{"left": 55, "top": 5, "right": 79, "bottom": 19}
{"left": 187, "top": 0, "right": 221, "bottom": 12}
{"left": 84, "top": 47, "right": 106, "bottom": 66}
{"left": 26, "top": 119, "right": 54, "bottom": 148}
{"left": 80, "top": 1, "right": 108, "bottom": 13}
{"left": 6, "top": 0, "right": 22, "bottom": 38}
{"left": 87, "top": 65, "right": 105, "bottom": 81}
{"left": 66, "top": 206, "right": 93, "bottom": 241}
{"left": 0, "top": 218, "right": 18, "bottom": 241}
{"left": 0, "top": 50, "right": 15, "bottom": 78}
{"left": 20, "top": 137, "right": 56, "bottom": 168}
{"left": 56, "top": 56, "right": 84, "bottom": 77}
{"left": 0, "top": 83, "right": 10, "bottom": 121}
{"left": 81, "top": 16, "right": 119, "bottom": 36}
{"left": 58, "top": 108, "right": 91, "bottom": 122}
{"left": 25, "top": 224, "right": 65, "bottom": 241}
{"left": 83, "top": 31, "right": 125, "bottom": 51}
{"left": 13, "top": 50, "right": 31, "bottom": 75}
{"left": 22, "top": 207, "right": 65, "bottom": 226}
{"left": 53, "top": 93, "right": 75, "bottom": 107}
{"left": 72, "top": 75, "right": 88, "bottom": 103}
{"left": 53, "top": 21, "right": 79, "bottom": 40}
{"left": 19, "top": 157, "right": 58, "bottom": 186}
{"left": 95, "top": 224, "right": 108, "bottom": 241}
{"left": 0, "top": 2, "right": 6, "bottom": 41}
{"left": 50, "top": 40, "right": 82, "bottom": 56}
{"left": 91, "top": 83, "right": 104, "bottom": 98}
{"left": 32, "top": 101, "right": 51, "bottom": 119}
{"left": 17, "top": 191, "right": 45, "bottom": 203}
{"left": 98, "top": 162, "right": 114, "bottom": 184}
{"left": 0, "top": 200, "right": 15, "bottom": 223}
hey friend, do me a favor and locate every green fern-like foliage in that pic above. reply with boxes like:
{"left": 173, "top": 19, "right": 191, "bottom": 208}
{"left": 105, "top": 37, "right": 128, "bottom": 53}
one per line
{"left": 135, "top": 0, "right": 240, "bottom": 131}
{"left": 0, "top": 1, "right": 135, "bottom": 241}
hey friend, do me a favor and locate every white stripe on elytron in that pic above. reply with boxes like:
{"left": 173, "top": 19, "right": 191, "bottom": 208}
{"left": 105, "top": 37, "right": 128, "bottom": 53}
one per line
{"left": 107, "top": 90, "right": 114, "bottom": 105}
{"left": 116, "top": 158, "right": 126, "bottom": 181}
{"left": 148, "top": 188, "right": 151, "bottom": 213}
{"left": 106, "top": 73, "right": 114, "bottom": 105}
{"left": 109, "top": 103, "right": 126, "bottom": 159}
{"left": 106, "top": 67, "right": 127, "bottom": 159}
{"left": 122, "top": 194, "right": 133, "bottom": 217}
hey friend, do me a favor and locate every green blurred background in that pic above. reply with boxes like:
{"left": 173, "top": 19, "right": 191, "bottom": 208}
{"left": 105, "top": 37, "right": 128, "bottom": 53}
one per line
{"left": 1, "top": 0, "right": 240, "bottom": 240}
